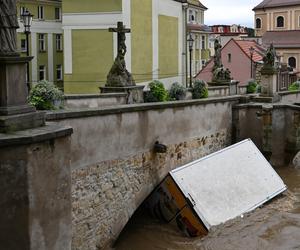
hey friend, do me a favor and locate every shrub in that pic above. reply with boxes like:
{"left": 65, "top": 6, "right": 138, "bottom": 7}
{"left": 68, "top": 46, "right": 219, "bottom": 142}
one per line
{"left": 191, "top": 80, "right": 208, "bottom": 99}
{"left": 288, "top": 81, "right": 300, "bottom": 91}
{"left": 169, "top": 82, "right": 187, "bottom": 100}
{"left": 145, "top": 80, "right": 169, "bottom": 102}
{"left": 28, "top": 80, "right": 63, "bottom": 110}
{"left": 247, "top": 80, "right": 260, "bottom": 94}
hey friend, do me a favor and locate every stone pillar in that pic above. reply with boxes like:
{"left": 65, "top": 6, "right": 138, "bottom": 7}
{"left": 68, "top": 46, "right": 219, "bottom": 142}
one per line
{"left": 260, "top": 67, "right": 278, "bottom": 97}
{"left": 0, "top": 56, "right": 45, "bottom": 132}
{"left": 0, "top": 126, "right": 73, "bottom": 250}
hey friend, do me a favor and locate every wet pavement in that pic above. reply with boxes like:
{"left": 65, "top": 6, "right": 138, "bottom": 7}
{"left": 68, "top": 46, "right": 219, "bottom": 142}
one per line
{"left": 113, "top": 166, "right": 300, "bottom": 250}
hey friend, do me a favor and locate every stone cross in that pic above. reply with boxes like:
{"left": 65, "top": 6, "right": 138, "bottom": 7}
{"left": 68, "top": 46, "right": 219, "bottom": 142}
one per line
{"left": 109, "top": 22, "right": 131, "bottom": 58}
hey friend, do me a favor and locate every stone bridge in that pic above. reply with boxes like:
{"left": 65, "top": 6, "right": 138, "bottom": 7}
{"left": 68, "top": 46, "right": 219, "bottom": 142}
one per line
{"left": 2, "top": 93, "right": 300, "bottom": 250}
{"left": 49, "top": 96, "right": 238, "bottom": 249}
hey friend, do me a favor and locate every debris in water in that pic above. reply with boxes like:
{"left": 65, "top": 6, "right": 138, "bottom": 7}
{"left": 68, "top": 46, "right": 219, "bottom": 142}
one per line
{"left": 146, "top": 139, "right": 287, "bottom": 237}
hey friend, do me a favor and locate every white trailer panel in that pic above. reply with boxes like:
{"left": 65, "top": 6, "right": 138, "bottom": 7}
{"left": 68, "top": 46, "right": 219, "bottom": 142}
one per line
{"left": 170, "top": 139, "right": 287, "bottom": 230}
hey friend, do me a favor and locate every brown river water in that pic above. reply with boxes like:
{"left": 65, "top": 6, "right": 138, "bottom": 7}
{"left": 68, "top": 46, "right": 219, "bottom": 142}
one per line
{"left": 113, "top": 166, "right": 300, "bottom": 250}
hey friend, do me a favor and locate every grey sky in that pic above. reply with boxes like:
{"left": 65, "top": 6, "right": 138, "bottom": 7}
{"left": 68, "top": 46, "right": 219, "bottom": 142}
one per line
{"left": 201, "top": 0, "right": 263, "bottom": 27}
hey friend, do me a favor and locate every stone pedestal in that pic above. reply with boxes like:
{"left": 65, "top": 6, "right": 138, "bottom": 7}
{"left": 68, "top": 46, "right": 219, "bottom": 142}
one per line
{"left": 100, "top": 85, "right": 145, "bottom": 104}
{"left": 260, "top": 67, "right": 278, "bottom": 97}
{"left": 0, "top": 56, "right": 45, "bottom": 132}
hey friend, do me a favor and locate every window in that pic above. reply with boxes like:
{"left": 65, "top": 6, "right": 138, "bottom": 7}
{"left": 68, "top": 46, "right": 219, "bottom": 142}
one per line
{"left": 56, "top": 65, "right": 63, "bottom": 80}
{"left": 56, "top": 34, "right": 62, "bottom": 51}
{"left": 38, "top": 6, "right": 44, "bottom": 20}
{"left": 256, "top": 18, "right": 262, "bottom": 29}
{"left": 228, "top": 53, "right": 232, "bottom": 63}
{"left": 218, "top": 26, "right": 224, "bottom": 33}
{"left": 21, "top": 39, "right": 27, "bottom": 52}
{"left": 195, "top": 11, "right": 198, "bottom": 22}
{"left": 38, "top": 34, "right": 46, "bottom": 52}
{"left": 20, "top": 7, "right": 27, "bottom": 16}
{"left": 288, "top": 57, "right": 297, "bottom": 68}
{"left": 55, "top": 7, "right": 61, "bottom": 21}
{"left": 39, "top": 65, "right": 46, "bottom": 80}
{"left": 231, "top": 25, "right": 238, "bottom": 33}
{"left": 277, "top": 16, "right": 284, "bottom": 28}
{"left": 201, "top": 36, "right": 205, "bottom": 49}
{"left": 195, "top": 36, "right": 200, "bottom": 49}
{"left": 202, "top": 60, "right": 206, "bottom": 67}
{"left": 189, "top": 9, "right": 195, "bottom": 22}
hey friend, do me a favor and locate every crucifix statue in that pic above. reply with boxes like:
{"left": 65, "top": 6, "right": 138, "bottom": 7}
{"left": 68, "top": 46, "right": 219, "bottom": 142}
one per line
{"left": 0, "top": 0, "right": 19, "bottom": 56}
{"left": 106, "top": 22, "right": 135, "bottom": 87}
{"left": 109, "top": 21, "right": 130, "bottom": 59}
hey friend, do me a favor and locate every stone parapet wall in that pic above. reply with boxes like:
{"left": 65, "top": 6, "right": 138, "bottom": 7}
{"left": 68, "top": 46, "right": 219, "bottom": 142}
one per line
{"left": 233, "top": 103, "right": 300, "bottom": 167}
{"left": 64, "top": 93, "right": 127, "bottom": 109}
{"left": 48, "top": 96, "right": 240, "bottom": 249}
{"left": 278, "top": 90, "right": 300, "bottom": 104}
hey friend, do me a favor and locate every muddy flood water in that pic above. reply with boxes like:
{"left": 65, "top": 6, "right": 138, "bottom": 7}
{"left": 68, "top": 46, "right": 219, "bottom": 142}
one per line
{"left": 113, "top": 166, "right": 300, "bottom": 250}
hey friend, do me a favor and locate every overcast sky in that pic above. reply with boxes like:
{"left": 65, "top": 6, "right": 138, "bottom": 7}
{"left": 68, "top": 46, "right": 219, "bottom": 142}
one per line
{"left": 201, "top": 0, "right": 263, "bottom": 27}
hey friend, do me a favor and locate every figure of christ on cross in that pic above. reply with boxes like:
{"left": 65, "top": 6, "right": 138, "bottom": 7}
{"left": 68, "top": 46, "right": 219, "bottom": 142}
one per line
{"left": 109, "top": 22, "right": 130, "bottom": 59}
{"left": 106, "top": 22, "right": 135, "bottom": 87}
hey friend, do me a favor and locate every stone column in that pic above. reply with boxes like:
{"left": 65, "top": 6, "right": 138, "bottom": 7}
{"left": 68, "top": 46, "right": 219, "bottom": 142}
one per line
{"left": 260, "top": 67, "right": 278, "bottom": 97}
{"left": 0, "top": 56, "right": 46, "bottom": 132}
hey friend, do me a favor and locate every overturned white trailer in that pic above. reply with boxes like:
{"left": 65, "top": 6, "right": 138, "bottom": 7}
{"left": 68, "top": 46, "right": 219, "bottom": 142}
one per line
{"left": 146, "top": 139, "right": 287, "bottom": 236}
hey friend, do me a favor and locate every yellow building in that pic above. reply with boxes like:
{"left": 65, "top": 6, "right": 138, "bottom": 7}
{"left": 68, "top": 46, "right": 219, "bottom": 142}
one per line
{"left": 16, "top": 0, "right": 63, "bottom": 87}
{"left": 62, "top": 0, "right": 186, "bottom": 94}
{"left": 253, "top": 0, "right": 300, "bottom": 72}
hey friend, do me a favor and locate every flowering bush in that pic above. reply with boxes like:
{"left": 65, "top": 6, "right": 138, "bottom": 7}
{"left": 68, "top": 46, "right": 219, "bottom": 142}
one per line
{"left": 288, "top": 81, "right": 300, "bottom": 91}
{"left": 247, "top": 80, "right": 260, "bottom": 93}
{"left": 192, "top": 80, "right": 208, "bottom": 99}
{"left": 28, "top": 80, "right": 63, "bottom": 110}
{"left": 144, "top": 80, "right": 169, "bottom": 102}
{"left": 169, "top": 82, "right": 187, "bottom": 100}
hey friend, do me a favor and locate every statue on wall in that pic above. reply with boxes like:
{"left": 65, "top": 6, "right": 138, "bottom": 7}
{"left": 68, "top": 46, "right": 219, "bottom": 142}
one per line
{"left": 0, "top": 0, "right": 19, "bottom": 56}
{"left": 211, "top": 39, "right": 232, "bottom": 83}
{"left": 262, "top": 43, "right": 277, "bottom": 69}
{"left": 106, "top": 22, "right": 135, "bottom": 87}
{"left": 213, "top": 39, "right": 222, "bottom": 71}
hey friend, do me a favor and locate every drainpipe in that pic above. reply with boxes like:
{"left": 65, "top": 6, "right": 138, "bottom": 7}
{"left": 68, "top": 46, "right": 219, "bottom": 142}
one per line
{"left": 182, "top": 2, "right": 188, "bottom": 88}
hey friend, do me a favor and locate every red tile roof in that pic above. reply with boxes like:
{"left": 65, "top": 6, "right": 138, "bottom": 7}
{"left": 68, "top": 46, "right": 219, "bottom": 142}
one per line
{"left": 233, "top": 40, "right": 265, "bottom": 62}
{"left": 253, "top": 0, "right": 300, "bottom": 10}
{"left": 262, "top": 30, "right": 300, "bottom": 48}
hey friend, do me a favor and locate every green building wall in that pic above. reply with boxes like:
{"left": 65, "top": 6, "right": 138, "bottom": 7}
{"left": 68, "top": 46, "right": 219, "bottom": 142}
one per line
{"left": 17, "top": 1, "right": 63, "bottom": 86}
{"left": 17, "top": 2, "right": 59, "bottom": 21}
{"left": 158, "top": 15, "right": 179, "bottom": 79}
{"left": 63, "top": 0, "right": 122, "bottom": 13}
{"left": 37, "top": 34, "right": 49, "bottom": 80}
{"left": 64, "top": 30, "right": 113, "bottom": 94}
{"left": 131, "top": 0, "right": 153, "bottom": 83}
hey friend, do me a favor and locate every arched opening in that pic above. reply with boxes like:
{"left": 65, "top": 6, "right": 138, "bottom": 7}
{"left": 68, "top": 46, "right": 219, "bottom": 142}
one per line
{"left": 288, "top": 57, "right": 297, "bottom": 68}
{"left": 277, "top": 16, "right": 284, "bottom": 28}
{"left": 256, "top": 18, "right": 262, "bottom": 29}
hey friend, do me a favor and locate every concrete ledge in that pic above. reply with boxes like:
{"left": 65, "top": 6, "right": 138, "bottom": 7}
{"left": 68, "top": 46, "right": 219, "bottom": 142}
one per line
{"left": 233, "top": 103, "right": 300, "bottom": 111}
{"left": 0, "top": 123, "right": 73, "bottom": 147}
{"left": 47, "top": 95, "right": 242, "bottom": 121}
{"left": 208, "top": 86, "right": 229, "bottom": 90}
{"left": 64, "top": 93, "right": 127, "bottom": 99}
{"left": 278, "top": 90, "right": 300, "bottom": 96}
